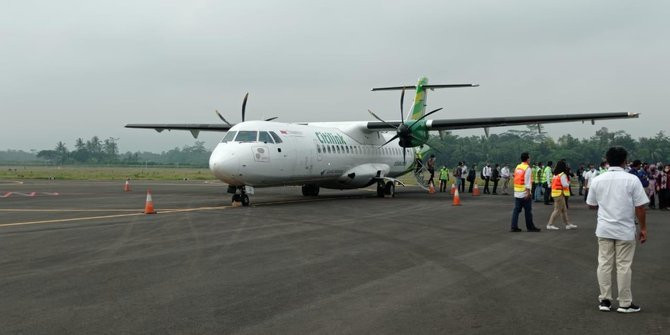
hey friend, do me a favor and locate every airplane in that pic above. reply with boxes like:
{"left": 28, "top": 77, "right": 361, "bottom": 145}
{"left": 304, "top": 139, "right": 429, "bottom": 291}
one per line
{"left": 126, "top": 77, "right": 639, "bottom": 206}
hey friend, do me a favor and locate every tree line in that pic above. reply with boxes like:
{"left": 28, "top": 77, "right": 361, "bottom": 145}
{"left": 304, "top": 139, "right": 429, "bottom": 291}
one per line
{"left": 28, "top": 136, "right": 211, "bottom": 167}
{"left": 425, "top": 126, "right": 669, "bottom": 169}
{"left": 1, "top": 127, "right": 668, "bottom": 168}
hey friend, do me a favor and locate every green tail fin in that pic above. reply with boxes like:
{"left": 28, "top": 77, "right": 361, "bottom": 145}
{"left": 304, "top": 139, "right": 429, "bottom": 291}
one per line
{"left": 409, "top": 77, "right": 429, "bottom": 120}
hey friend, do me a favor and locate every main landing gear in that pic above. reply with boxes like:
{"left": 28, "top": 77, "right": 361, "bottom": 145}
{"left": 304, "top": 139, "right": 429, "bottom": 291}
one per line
{"left": 376, "top": 180, "right": 395, "bottom": 198}
{"left": 230, "top": 186, "right": 250, "bottom": 206}
{"left": 302, "top": 184, "right": 320, "bottom": 196}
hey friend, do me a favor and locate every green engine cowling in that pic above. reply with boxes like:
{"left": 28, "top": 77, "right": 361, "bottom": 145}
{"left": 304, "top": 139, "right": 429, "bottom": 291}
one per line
{"left": 397, "top": 119, "right": 430, "bottom": 148}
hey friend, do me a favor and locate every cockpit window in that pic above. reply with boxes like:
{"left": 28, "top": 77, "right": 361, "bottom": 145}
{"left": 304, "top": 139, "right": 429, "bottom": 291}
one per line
{"left": 221, "top": 131, "right": 237, "bottom": 143}
{"left": 235, "top": 131, "right": 258, "bottom": 143}
{"left": 258, "top": 131, "right": 274, "bottom": 144}
{"left": 269, "top": 131, "right": 283, "bottom": 143}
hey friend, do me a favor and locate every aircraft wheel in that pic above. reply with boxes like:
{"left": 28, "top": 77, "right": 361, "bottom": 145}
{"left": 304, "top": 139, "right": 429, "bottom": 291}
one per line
{"left": 384, "top": 181, "right": 395, "bottom": 197}
{"left": 302, "top": 184, "right": 320, "bottom": 196}
{"left": 241, "top": 194, "right": 250, "bottom": 207}
{"left": 232, "top": 194, "right": 241, "bottom": 203}
{"left": 376, "top": 182, "right": 385, "bottom": 198}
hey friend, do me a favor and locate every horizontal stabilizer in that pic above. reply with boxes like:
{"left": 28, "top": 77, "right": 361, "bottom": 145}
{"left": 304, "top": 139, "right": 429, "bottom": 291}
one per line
{"left": 371, "top": 84, "right": 478, "bottom": 91}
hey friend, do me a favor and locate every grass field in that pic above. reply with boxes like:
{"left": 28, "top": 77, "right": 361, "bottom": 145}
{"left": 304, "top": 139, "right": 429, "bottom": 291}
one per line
{"left": 0, "top": 165, "right": 214, "bottom": 181}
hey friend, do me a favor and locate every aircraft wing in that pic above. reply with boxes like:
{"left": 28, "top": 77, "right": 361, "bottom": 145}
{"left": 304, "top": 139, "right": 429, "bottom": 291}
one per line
{"left": 366, "top": 112, "right": 639, "bottom": 131}
{"left": 125, "top": 123, "right": 232, "bottom": 138}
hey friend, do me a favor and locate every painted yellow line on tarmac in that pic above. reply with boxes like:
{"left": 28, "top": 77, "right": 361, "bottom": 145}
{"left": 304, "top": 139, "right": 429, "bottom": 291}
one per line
{"left": 0, "top": 206, "right": 229, "bottom": 228}
{"left": 0, "top": 208, "right": 198, "bottom": 212}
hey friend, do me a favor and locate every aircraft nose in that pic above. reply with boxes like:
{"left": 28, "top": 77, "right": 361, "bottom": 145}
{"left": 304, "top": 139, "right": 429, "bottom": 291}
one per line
{"left": 209, "top": 144, "right": 239, "bottom": 182}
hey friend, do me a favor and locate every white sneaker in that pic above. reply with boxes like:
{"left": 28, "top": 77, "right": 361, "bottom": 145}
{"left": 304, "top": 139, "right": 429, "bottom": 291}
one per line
{"left": 566, "top": 224, "right": 578, "bottom": 230}
{"left": 546, "top": 225, "right": 560, "bottom": 230}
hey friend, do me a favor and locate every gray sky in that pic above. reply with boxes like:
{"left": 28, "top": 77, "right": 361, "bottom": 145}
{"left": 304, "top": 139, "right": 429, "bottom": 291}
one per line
{"left": 1, "top": 0, "right": 668, "bottom": 152}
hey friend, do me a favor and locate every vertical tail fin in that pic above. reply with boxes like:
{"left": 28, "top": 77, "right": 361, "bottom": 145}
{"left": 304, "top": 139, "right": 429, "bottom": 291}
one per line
{"left": 371, "top": 77, "right": 478, "bottom": 121}
{"left": 409, "top": 77, "right": 429, "bottom": 121}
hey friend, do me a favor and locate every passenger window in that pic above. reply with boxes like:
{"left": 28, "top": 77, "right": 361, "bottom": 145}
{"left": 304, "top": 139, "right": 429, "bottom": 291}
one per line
{"left": 336, "top": 146, "right": 341, "bottom": 154}
{"left": 259, "top": 131, "right": 274, "bottom": 144}
{"left": 345, "top": 146, "right": 350, "bottom": 154}
{"left": 269, "top": 131, "right": 283, "bottom": 143}
{"left": 221, "top": 131, "right": 237, "bottom": 143}
{"left": 235, "top": 131, "right": 258, "bottom": 142}
{"left": 327, "top": 145, "right": 332, "bottom": 154}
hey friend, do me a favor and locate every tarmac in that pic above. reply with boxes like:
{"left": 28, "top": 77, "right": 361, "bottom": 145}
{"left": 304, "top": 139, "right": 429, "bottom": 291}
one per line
{"left": 1, "top": 180, "right": 668, "bottom": 334}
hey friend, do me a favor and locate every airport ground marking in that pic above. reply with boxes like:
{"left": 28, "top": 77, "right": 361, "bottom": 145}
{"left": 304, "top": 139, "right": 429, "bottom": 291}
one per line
{"left": 0, "top": 205, "right": 230, "bottom": 228}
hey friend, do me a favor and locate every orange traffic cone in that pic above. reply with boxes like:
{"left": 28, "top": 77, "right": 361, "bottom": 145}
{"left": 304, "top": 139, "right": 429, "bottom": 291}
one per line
{"left": 124, "top": 179, "right": 131, "bottom": 192}
{"left": 453, "top": 189, "right": 462, "bottom": 206}
{"left": 428, "top": 181, "right": 436, "bottom": 194}
{"left": 144, "top": 189, "right": 156, "bottom": 214}
{"left": 450, "top": 183, "right": 456, "bottom": 195}
{"left": 473, "top": 183, "right": 481, "bottom": 196}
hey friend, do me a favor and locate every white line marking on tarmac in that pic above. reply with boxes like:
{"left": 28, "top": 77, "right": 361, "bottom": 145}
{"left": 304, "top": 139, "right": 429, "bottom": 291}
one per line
{"left": 0, "top": 206, "right": 229, "bottom": 228}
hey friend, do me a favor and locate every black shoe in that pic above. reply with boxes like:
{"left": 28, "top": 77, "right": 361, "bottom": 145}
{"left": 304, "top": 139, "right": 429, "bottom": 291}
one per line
{"left": 527, "top": 228, "right": 541, "bottom": 232}
{"left": 510, "top": 228, "right": 522, "bottom": 232}
{"left": 599, "top": 299, "right": 612, "bottom": 312}
{"left": 617, "top": 303, "right": 641, "bottom": 313}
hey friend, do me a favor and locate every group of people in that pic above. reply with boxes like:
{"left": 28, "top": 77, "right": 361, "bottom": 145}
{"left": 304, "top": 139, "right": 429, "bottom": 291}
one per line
{"left": 509, "top": 147, "right": 650, "bottom": 314}
{"left": 579, "top": 161, "right": 670, "bottom": 211}
{"left": 432, "top": 161, "right": 514, "bottom": 195}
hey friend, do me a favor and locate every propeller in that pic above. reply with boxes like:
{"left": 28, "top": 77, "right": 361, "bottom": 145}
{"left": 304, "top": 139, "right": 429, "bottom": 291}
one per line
{"left": 368, "top": 88, "right": 444, "bottom": 163}
{"left": 241, "top": 92, "right": 248, "bottom": 122}
{"left": 215, "top": 92, "right": 278, "bottom": 125}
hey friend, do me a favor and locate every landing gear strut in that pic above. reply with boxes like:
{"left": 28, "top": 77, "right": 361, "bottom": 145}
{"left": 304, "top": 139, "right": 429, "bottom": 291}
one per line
{"left": 377, "top": 181, "right": 395, "bottom": 198}
{"left": 231, "top": 186, "right": 250, "bottom": 206}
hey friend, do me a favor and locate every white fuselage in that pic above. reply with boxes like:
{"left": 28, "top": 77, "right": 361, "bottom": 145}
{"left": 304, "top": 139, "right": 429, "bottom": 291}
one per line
{"left": 209, "top": 121, "right": 413, "bottom": 189}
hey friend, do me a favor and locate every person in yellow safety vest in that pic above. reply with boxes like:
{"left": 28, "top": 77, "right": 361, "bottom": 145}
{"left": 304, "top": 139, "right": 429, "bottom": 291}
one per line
{"left": 543, "top": 161, "right": 554, "bottom": 205}
{"left": 531, "top": 163, "right": 540, "bottom": 200}
{"left": 547, "top": 160, "right": 578, "bottom": 230}
{"left": 533, "top": 162, "right": 544, "bottom": 201}
{"left": 414, "top": 151, "right": 424, "bottom": 173}
{"left": 439, "top": 166, "right": 450, "bottom": 192}
{"left": 510, "top": 152, "right": 542, "bottom": 232}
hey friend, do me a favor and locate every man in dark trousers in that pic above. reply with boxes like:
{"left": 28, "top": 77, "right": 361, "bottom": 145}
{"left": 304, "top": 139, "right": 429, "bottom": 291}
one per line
{"left": 492, "top": 163, "right": 500, "bottom": 194}
{"left": 510, "top": 152, "right": 541, "bottom": 232}
{"left": 468, "top": 164, "right": 477, "bottom": 193}
{"left": 543, "top": 161, "right": 554, "bottom": 205}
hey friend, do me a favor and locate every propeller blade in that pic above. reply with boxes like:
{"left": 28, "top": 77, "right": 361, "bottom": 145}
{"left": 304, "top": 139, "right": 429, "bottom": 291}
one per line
{"left": 400, "top": 88, "right": 405, "bottom": 121}
{"left": 368, "top": 109, "right": 397, "bottom": 129}
{"left": 408, "top": 107, "right": 443, "bottom": 131}
{"left": 241, "top": 92, "right": 249, "bottom": 122}
{"left": 264, "top": 117, "right": 278, "bottom": 121}
{"left": 379, "top": 134, "right": 400, "bottom": 148}
{"left": 215, "top": 110, "right": 233, "bottom": 127}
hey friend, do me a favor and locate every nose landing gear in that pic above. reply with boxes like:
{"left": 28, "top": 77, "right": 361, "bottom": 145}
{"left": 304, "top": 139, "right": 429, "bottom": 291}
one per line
{"left": 231, "top": 186, "right": 251, "bottom": 206}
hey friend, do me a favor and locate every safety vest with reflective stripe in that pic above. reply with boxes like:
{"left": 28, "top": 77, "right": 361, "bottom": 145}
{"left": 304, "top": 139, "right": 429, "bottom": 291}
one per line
{"left": 541, "top": 166, "right": 551, "bottom": 183}
{"left": 514, "top": 163, "right": 531, "bottom": 192}
{"left": 551, "top": 172, "right": 571, "bottom": 197}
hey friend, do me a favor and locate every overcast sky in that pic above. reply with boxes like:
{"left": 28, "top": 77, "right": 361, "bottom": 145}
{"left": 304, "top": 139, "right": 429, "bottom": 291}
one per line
{"left": 1, "top": 0, "right": 668, "bottom": 152}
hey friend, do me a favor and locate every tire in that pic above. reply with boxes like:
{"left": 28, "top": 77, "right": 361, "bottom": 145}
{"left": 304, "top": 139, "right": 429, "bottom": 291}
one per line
{"left": 384, "top": 181, "right": 395, "bottom": 197}
{"left": 302, "top": 184, "right": 320, "bottom": 196}
{"left": 377, "top": 182, "right": 385, "bottom": 198}
{"left": 241, "top": 194, "right": 250, "bottom": 207}
{"left": 232, "top": 194, "right": 241, "bottom": 203}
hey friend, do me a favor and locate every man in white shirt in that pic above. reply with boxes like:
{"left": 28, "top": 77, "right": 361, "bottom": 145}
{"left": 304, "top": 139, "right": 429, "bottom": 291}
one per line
{"left": 460, "top": 163, "right": 468, "bottom": 193}
{"left": 583, "top": 164, "right": 599, "bottom": 202}
{"left": 501, "top": 164, "right": 511, "bottom": 195}
{"left": 482, "top": 163, "right": 492, "bottom": 194}
{"left": 510, "top": 152, "right": 541, "bottom": 232}
{"left": 586, "top": 147, "right": 648, "bottom": 313}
